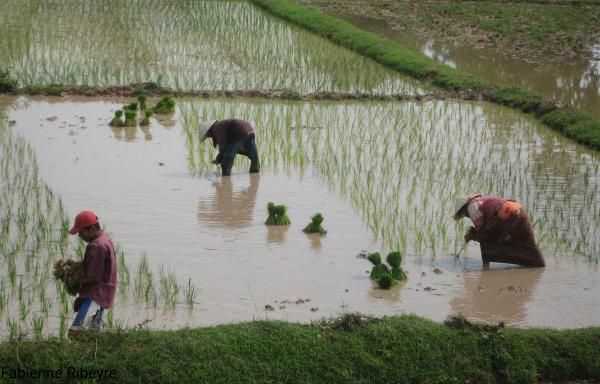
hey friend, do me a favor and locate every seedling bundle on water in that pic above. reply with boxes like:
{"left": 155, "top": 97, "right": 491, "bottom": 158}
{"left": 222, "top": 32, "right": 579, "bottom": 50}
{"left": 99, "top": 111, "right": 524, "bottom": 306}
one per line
{"left": 368, "top": 251, "right": 407, "bottom": 289}
{"left": 109, "top": 110, "right": 124, "bottom": 127}
{"left": 303, "top": 213, "right": 326, "bottom": 234}
{"left": 153, "top": 96, "right": 175, "bottom": 114}
{"left": 108, "top": 93, "right": 175, "bottom": 128}
{"left": 265, "top": 202, "right": 291, "bottom": 225}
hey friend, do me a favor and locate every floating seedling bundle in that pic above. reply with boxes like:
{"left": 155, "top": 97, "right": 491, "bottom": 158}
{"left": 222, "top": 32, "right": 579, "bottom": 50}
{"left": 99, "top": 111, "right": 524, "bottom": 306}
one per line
{"left": 303, "top": 213, "right": 326, "bottom": 234}
{"left": 53, "top": 259, "right": 84, "bottom": 296}
{"left": 367, "top": 251, "right": 407, "bottom": 289}
{"left": 153, "top": 96, "right": 175, "bottom": 114}
{"left": 109, "top": 110, "right": 124, "bottom": 127}
{"left": 265, "top": 202, "right": 291, "bottom": 225}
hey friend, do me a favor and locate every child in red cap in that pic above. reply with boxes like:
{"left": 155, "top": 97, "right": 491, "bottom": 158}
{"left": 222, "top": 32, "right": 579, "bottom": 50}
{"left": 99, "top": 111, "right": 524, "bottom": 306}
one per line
{"left": 68, "top": 210, "right": 117, "bottom": 336}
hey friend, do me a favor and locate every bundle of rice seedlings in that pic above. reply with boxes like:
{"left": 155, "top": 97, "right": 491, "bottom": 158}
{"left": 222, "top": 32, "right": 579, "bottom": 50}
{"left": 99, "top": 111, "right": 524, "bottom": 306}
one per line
{"left": 53, "top": 259, "right": 84, "bottom": 296}
{"left": 370, "top": 263, "right": 389, "bottom": 280}
{"left": 378, "top": 273, "right": 397, "bottom": 289}
{"left": 137, "top": 93, "right": 147, "bottom": 111}
{"left": 274, "top": 204, "right": 291, "bottom": 225}
{"left": 265, "top": 202, "right": 291, "bottom": 226}
{"left": 154, "top": 96, "right": 175, "bottom": 114}
{"left": 265, "top": 202, "right": 277, "bottom": 225}
{"left": 391, "top": 267, "right": 407, "bottom": 281}
{"left": 386, "top": 252, "right": 407, "bottom": 281}
{"left": 386, "top": 251, "right": 402, "bottom": 268}
{"left": 123, "top": 102, "right": 138, "bottom": 111}
{"left": 303, "top": 213, "right": 326, "bottom": 234}
{"left": 109, "top": 110, "right": 124, "bottom": 127}
{"left": 367, "top": 252, "right": 382, "bottom": 266}
{"left": 367, "top": 251, "right": 407, "bottom": 288}
{"left": 139, "top": 109, "right": 153, "bottom": 126}
{"left": 123, "top": 109, "right": 137, "bottom": 127}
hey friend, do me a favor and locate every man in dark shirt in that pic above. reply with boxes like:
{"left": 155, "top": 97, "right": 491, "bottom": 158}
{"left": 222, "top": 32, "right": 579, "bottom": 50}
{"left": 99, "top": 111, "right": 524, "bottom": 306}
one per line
{"left": 68, "top": 210, "right": 117, "bottom": 336}
{"left": 200, "top": 119, "right": 260, "bottom": 177}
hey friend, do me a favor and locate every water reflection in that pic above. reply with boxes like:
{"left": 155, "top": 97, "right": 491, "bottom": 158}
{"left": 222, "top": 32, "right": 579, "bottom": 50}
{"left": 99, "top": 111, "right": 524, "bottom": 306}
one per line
{"left": 267, "top": 225, "right": 289, "bottom": 243}
{"left": 328, "top": 11, "right": 600, "bottom": 117}
{"left": 450, "top": 266, "right": 544, "bottom": 325}
{"left": 367, "top": 280, "right": 405, "bottom": 302}
{"left": 197, "top": 173, "right": 260, "bottom": 229}
{"left": 305, "top": 233, "right": 323, "bottom": 250}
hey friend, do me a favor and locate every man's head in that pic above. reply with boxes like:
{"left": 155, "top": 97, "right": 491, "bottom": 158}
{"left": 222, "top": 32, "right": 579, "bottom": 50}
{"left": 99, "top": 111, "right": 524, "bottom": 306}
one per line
{"left": 69, "top": 210, "right": 102, "bottom": 242}
{"left": 199, "top": 120, "right": 218, "bottom": 143}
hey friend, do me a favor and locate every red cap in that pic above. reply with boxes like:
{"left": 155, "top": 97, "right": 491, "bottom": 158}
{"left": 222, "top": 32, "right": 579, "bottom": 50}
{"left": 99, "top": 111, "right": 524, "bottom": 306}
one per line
{"left": 69, "top": 210, "right": 99, "bottom": 235}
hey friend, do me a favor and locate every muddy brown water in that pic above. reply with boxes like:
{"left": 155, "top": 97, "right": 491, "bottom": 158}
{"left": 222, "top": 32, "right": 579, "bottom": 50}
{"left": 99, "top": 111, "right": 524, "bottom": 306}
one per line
{"left": 327, "top": 11, "right": 600, "bottom": 118}
{"left": 1, "top": 95, "right": 599, "bottom": 332}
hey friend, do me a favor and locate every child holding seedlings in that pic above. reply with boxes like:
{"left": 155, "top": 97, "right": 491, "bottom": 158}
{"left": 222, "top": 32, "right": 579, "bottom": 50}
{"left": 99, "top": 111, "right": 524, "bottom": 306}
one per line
{"left": 199, "top": 119, "right": 260, "bottom": 177}
{"left": 67, "top": 210, "right": 117, "bottom": 336}
{"left": 453, "top": 195, "right": 545, "bottom": 267}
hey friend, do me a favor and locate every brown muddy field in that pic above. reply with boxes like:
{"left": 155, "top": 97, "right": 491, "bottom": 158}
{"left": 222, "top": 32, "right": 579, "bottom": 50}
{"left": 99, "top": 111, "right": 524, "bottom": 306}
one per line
{"left": 1, "top": 95, "right": 599, "bottom": 332}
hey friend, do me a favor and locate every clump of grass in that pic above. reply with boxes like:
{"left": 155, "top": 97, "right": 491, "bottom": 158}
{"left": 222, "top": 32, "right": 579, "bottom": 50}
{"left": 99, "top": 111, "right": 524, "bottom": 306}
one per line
{"left": 109, "top": 110, "right": 124, "bottom": 127}
{"left": 153, "top": 96, "right": 175, "bottom": 114}
{"left": 367, "top": 251, "right": 407, "bottom": 289}
{"left": 123, "top": 109, "right": 137, "bottom": 127}
{"left": 139, "top": 109, "right": 153, "bottom": 126}
{"left": 303, "top": 212, "right": 326, "bottom": 234}
{"left": 265, "top": 202, "right": 291, "bottom": 226}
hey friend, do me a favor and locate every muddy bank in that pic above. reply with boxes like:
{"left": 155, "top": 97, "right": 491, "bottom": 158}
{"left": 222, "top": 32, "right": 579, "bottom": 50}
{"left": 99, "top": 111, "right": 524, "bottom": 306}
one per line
{"left": 5, "top": 82, "right": 456, "bottom": 102}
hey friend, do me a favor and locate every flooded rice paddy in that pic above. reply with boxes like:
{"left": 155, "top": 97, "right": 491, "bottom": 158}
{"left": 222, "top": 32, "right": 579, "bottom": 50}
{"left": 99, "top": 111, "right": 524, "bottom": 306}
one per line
{"left": 0, "top": 0, "right": 429, "bottom": 95}
{"left": 0, "top": 95, "right": 599, "bottom": 340}
{"left": 328, "top": 11, "right": 600, "bottom": 118}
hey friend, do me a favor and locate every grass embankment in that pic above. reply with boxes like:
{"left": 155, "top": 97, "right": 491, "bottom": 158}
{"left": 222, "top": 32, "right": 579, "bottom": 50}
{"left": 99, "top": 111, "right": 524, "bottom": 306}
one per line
{"left": 0, "top": 80, "right": 446, "bottom": 101}
{"left": 253, "top": 0, "right": 600, "bottom": 150}
{"left": 0, "top": 315, "right": 599, "bottom": 383}
{"left": 303, "top": 0, "right": 600, "bottom": 59}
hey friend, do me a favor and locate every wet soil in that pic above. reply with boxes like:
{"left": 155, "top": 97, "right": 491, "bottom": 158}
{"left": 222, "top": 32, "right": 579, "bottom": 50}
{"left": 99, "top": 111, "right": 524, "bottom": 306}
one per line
{"left": 1, "top": 95, "right": 599, "bottom": 331}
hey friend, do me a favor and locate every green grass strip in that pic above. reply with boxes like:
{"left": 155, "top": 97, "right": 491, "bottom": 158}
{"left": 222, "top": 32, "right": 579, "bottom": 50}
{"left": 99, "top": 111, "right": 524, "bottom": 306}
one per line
{"left": 0, "top": 315, "right": 599, "bottom": 383}
{"left": 251, "top": 0, "right": 600, "bottom": 151}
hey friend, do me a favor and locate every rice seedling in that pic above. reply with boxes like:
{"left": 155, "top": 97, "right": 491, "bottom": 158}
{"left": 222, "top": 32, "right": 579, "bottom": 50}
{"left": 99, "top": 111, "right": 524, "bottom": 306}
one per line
{"left": 0, "top": 1, "right": 428, "bottom": 94}
{"left": 303, "top": 213, "right": 327, "bottom": 234}
{"left": 0, "top": 120, "right": 197, "bottom": 340}
{"left": 183, "top": 278, "right": 200, "bottom": 308}
{"left": 181, "top": 99, "right": 600, "bottom": 261}
{"left": 32, "top": 314, "right": 45, "bottom": 339}
{"left": 6, "top": 318, "right": 20, "bottom": 341}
